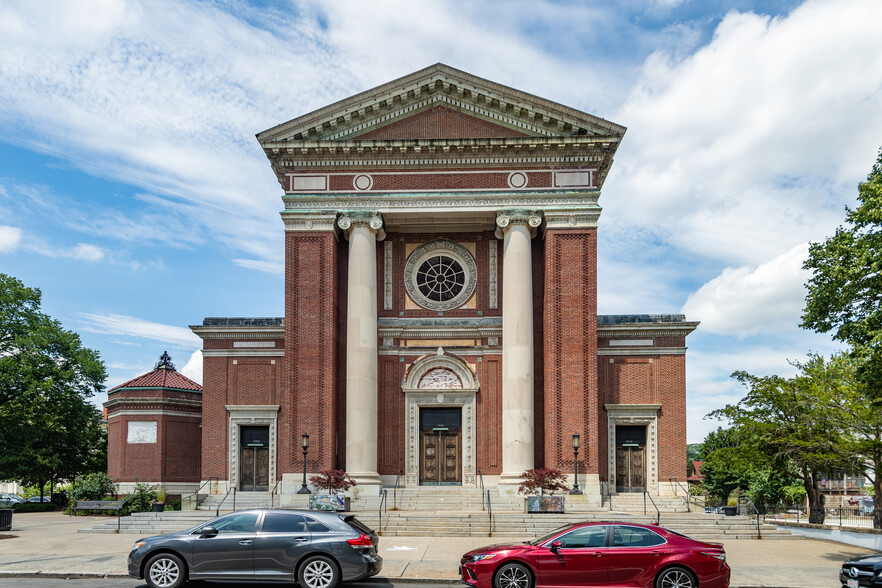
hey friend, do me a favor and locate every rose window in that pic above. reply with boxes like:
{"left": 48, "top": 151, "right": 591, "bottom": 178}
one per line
{"left": 404, "top": 240, "right": 477, "bottom": 311}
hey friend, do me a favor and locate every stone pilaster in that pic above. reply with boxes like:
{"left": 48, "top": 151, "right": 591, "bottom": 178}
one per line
{"left": 337, "top": 212, "right": 384, "bottom": 493}
{"left": 496, "top": 209, "right": 542, "bottom": 493}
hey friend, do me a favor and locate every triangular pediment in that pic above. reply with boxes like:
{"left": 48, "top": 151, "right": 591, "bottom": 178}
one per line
{"left": 257, "top": 63, "right": 625, "bottom": 144}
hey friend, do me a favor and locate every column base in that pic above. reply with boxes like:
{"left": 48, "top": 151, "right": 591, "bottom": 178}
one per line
{"left": 496, "top": 472, "right": 526, "bottom": 496}
{"left": 349, "top": 472, "right": 382, "bottom": 496}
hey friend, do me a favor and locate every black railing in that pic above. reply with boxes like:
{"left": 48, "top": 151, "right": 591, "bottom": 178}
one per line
{"left": 216, "top": 487, "right": 236, "bottom": 517}
{"left": 644, "top": 491, "right": 660, "bottom": 524}
{"left": 392, "top": 470, "right": 401, "bottom": 510}
{"left": 740, "top": 497, "right": 762, "bottom": 538}
{"left": 270, "top": 479, "right": 282, "bottom": 508}
{"left": 379, "top": 489, "right": 388, "bottom": 533}
{"left": 182, "top": 477, "right": 217, "bottom": 511}
{"left": 486, "top": 489, "right": 493, "bottom": 536}
{"left": 669, "top": 478, "right": 691, "bottom": 512}
{"left": 479, "top": 470, "right": 485, "bottom": 511}
{"left": 758, "top": 502, "right": 875, "bottom": 528}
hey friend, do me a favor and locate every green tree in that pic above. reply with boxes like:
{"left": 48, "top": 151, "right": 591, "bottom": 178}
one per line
{"left": 699, "top": 427, "right": 754, "bottom": 502}
{"left": 803, "top": 148, "right": 882, "bottom": 396}
{"left": 0, "top": 274, "right": 107, "bottom": 498}
{"left": 807, "top": 352, "right": 882, "bottom": 528}
{"left": 708, "top": 357, "right": 852, "bottom": 524}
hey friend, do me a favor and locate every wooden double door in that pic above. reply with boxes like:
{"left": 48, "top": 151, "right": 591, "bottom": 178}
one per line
{"left": 239, "top": 426, "right": 269, "bottom": 491}
{"left": 615, "top": 425, "right": 646, "bottom": 493}
{"left": 419, "top": 407, "right": 462, "bottom": 485}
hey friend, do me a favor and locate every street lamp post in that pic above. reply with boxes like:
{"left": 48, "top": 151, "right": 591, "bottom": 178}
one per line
{"left": 570, "top": 433, "right": 582, "bottom": 495}
{"left": 297, "top": 433, "right": 311, "bottom": 494}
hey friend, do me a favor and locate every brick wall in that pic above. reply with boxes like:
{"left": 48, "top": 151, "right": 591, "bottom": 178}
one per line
{"left": 285, "top": 231, "right": 340, "bottom": 473}
{"left": 542, "top": 229, "right": 598, "bottom": 473}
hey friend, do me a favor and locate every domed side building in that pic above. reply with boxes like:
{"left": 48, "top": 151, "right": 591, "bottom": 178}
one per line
{"left": 104, "top": 352, "right": 202, "bottom": 495}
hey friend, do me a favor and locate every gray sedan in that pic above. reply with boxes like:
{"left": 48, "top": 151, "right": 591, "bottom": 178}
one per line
{"left": 128, "top": 509, "right": 382, "bottom": 588}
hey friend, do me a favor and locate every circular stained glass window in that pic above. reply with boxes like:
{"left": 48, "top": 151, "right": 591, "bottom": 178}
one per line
{"left": 404, "top": 240, "right": 477, "bottom": 311}
{"left": 417, "top": 255, "right": 466, "bottom": 302}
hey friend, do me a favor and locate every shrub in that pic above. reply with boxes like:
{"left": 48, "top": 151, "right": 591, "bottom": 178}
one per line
{"left": 12, "top": 503, "right": 57, "bottom": 513}
{"left": 68, "top": 473, "right": 116, "bottom": 502}
{"left": 309, "top": 470, "right": 357, "bottom": 495}
{"left": 517, "top": 468, "right": 569, "bottom": 496}
{"left": 121, "top": 482, "right": 158, "bottom": 515}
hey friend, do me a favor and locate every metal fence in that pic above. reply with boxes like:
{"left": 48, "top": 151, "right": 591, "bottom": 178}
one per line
{"left": 701, "top": 497, "right": 877, "bottom": 528}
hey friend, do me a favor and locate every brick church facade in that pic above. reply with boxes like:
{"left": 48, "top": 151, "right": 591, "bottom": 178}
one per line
{"left": 109, "top": 64, "right": 697, "bottom": 500}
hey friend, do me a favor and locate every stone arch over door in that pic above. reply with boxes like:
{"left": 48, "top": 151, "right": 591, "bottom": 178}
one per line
{"left": 402, "top": 349, "right": 479, "bottom": 487}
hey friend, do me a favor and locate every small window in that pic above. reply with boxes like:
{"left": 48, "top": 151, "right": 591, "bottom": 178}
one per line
{"left": 261, "top": 512, "right": 307, "bottom": 533}
{"left": 556, "top": 526, "right": 607, "bottom": 548}
{"left": 305, "top": 517, "right": 331, "bottom": 533}
{"left": 212, "top": 512, "right": 259, "bottom": 533}
{"left": 612, "top": 526, "right": 665, "bottom": 547}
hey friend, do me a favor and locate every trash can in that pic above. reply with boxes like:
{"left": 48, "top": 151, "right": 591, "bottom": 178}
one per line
{"left": 0, "top": 509, "right": 12, "bottom": 531}
{"left": 722, "top": 506, "right": 737, "bottom": 516}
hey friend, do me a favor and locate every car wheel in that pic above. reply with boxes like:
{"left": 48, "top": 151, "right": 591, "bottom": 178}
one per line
{"left": 494, "top": 562, "right": 533, "bottom": 588}
{"left": 298, "top": 555, "right": 339, "bottom": 588}
{"left": 145, "top": 553, "right": 186, "bottom": 588}
{"left": 655, "top": 566, "right": 696, "bottom": 588}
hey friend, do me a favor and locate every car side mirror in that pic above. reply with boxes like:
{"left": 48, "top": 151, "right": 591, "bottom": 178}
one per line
{"left": 550, "top": 541, "right": 562, "bottom": 553}
{"left": 200, "top": 526, "right": 218, "bottom": 538}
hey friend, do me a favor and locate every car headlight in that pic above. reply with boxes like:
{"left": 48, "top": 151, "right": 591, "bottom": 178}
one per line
{"left": 469, "top": 554, "right": 497, "bottom": 562}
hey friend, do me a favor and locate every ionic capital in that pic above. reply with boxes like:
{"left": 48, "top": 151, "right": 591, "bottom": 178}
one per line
{"left": 337, "top": 211, "right": 386, "bottom": 241}
{"left": 495, "top": 209, "right": 542, "bottom": 239}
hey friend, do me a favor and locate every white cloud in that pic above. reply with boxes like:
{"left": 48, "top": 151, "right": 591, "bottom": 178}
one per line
{"left": 180, "top": 349, "right": 203, "bottom": 385}
{"left": 607, "top": 0, "right": 882, "bottom": 267}
{"left": 76, "top": 312, "right": 201, "bottom": 348}
{"left": 0, "top": 225, "right": 21, "bottom": 252}
{"left": 682, "top": 243, "right": 810, "bottom": 336}
{"left": 64, "top": 243, "right": 105, "bottom": 261}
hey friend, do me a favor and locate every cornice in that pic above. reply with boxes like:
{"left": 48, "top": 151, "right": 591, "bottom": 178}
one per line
{"left": 257, "top": 63, "right": 626, "bottom": 143}
{"left": 378, "top": 317, "right": 502, "bottom": 339}
{"left": 282, "top": 190, "right": 600, "bottom": 213}
{"left": 280, "top": 211, "right": 338, "bottom": 233}
{"left": 190, "top": 325, "right": 285, "bottom": 340}
{"left": 543, "top": 208, "right": 602, "bottom": 230}
{"left": 104, "top": 397, "right": 202, "bottom": 410}
{"left": 597, "top": 322, "right": 699, "bottom": 338}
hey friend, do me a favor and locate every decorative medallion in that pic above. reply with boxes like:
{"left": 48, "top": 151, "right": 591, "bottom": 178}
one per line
{"left": 507, "top": 171, "right": 529, "bottom": 189}
{"left": 353, "top": 174, "right": 374, "bottom": 191}
{"left": 404, "top": 240, "right": 477, "bottom": 311}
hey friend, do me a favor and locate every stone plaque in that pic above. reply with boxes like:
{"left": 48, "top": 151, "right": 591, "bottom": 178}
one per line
{"left": 127, "top": 421, "right": 157, "bottom": 444}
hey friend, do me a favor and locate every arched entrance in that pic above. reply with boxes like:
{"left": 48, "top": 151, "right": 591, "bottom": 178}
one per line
{"left": 401, "top": 348, "right": 479, "bottom": 487}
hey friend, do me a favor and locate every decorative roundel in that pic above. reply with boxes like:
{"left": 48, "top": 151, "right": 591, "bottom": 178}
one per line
{"left": 353, "top": 174, "right": 373, "bottom": 191}
{"left": 507, "top": 171, "right": 529, "bottom": 189}
{"left": 404, "top": 240, "right": 478, "bottom": 311}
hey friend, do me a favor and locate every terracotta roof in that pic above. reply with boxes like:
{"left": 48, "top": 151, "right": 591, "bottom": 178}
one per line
{"left": 108, "top": 366, "right": 202, "bottom": 394}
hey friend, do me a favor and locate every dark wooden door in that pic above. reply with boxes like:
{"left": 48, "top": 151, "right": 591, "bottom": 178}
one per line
{"left": 420, "top": 430, "right": 461, "bottom": 485}
{"left": 240, "top": 426, "right": 270, "bottom": 491}
{"left": 615, "top": 445, "right": 645, "bottom": 493}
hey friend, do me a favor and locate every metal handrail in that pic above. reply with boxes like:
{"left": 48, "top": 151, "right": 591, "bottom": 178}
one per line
{"left": 669, "top": 478, "right": 691, "bottom": 512}
{"left": 270, "top": 479, "right": 282, "bottom": 508}
{"left": 600, "top": 476, "right": 612, "bottom": 510}
{"left": 379, "top": 489, "right": 388, "bottom": 533}
{"left": 644, "top": 491, "right": 660, "bottom": 524}
{"left": 392, "top": 470, "right": 401, "bottom": 510}
{"left": 216, "top": 487, "right": 236, "bottom": 517}
{"left": 182, "top": 477, "right": 216, "bottom": 510}
{"left": 486, "top": 489, "right": 493, "bottom": 536}
{"left": 743, "top": 497, "right": 762, "bottom": 539}
{"left": 479, "top": 470, "right": 485, "bottom": 511}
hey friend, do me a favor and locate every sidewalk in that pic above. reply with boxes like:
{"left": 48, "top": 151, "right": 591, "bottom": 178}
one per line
{"left": 0, "top": 512, "right": 875, "bottom": 586}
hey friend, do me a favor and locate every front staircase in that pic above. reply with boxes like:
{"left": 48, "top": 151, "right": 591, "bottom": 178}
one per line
{"left": 80, "top": 486, "right": 793, "bottom": 541}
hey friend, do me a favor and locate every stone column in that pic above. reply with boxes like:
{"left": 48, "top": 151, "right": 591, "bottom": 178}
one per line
{"left": 337, "top": 212, "right": 385, "bottom": 492}
{"left": 496, "top": 210, "right": 542, "bottom": 491}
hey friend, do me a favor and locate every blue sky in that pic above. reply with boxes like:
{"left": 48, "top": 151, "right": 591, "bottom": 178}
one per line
{"left": 1, "top": 0, "right": 880, "bottom": 443}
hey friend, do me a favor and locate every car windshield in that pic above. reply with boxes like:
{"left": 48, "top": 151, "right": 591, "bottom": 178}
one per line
{"left": 529, "top": 525, "right": 573, "bottom": 545}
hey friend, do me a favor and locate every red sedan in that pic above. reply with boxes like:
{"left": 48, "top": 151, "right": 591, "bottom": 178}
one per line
{"left": 460, "top": 522, "right": 729, "bottom": 588}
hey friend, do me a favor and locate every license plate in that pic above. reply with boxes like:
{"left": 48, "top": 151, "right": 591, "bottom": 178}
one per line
{"left": 848, "top": 578, "right": 859, "bottom": 588}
